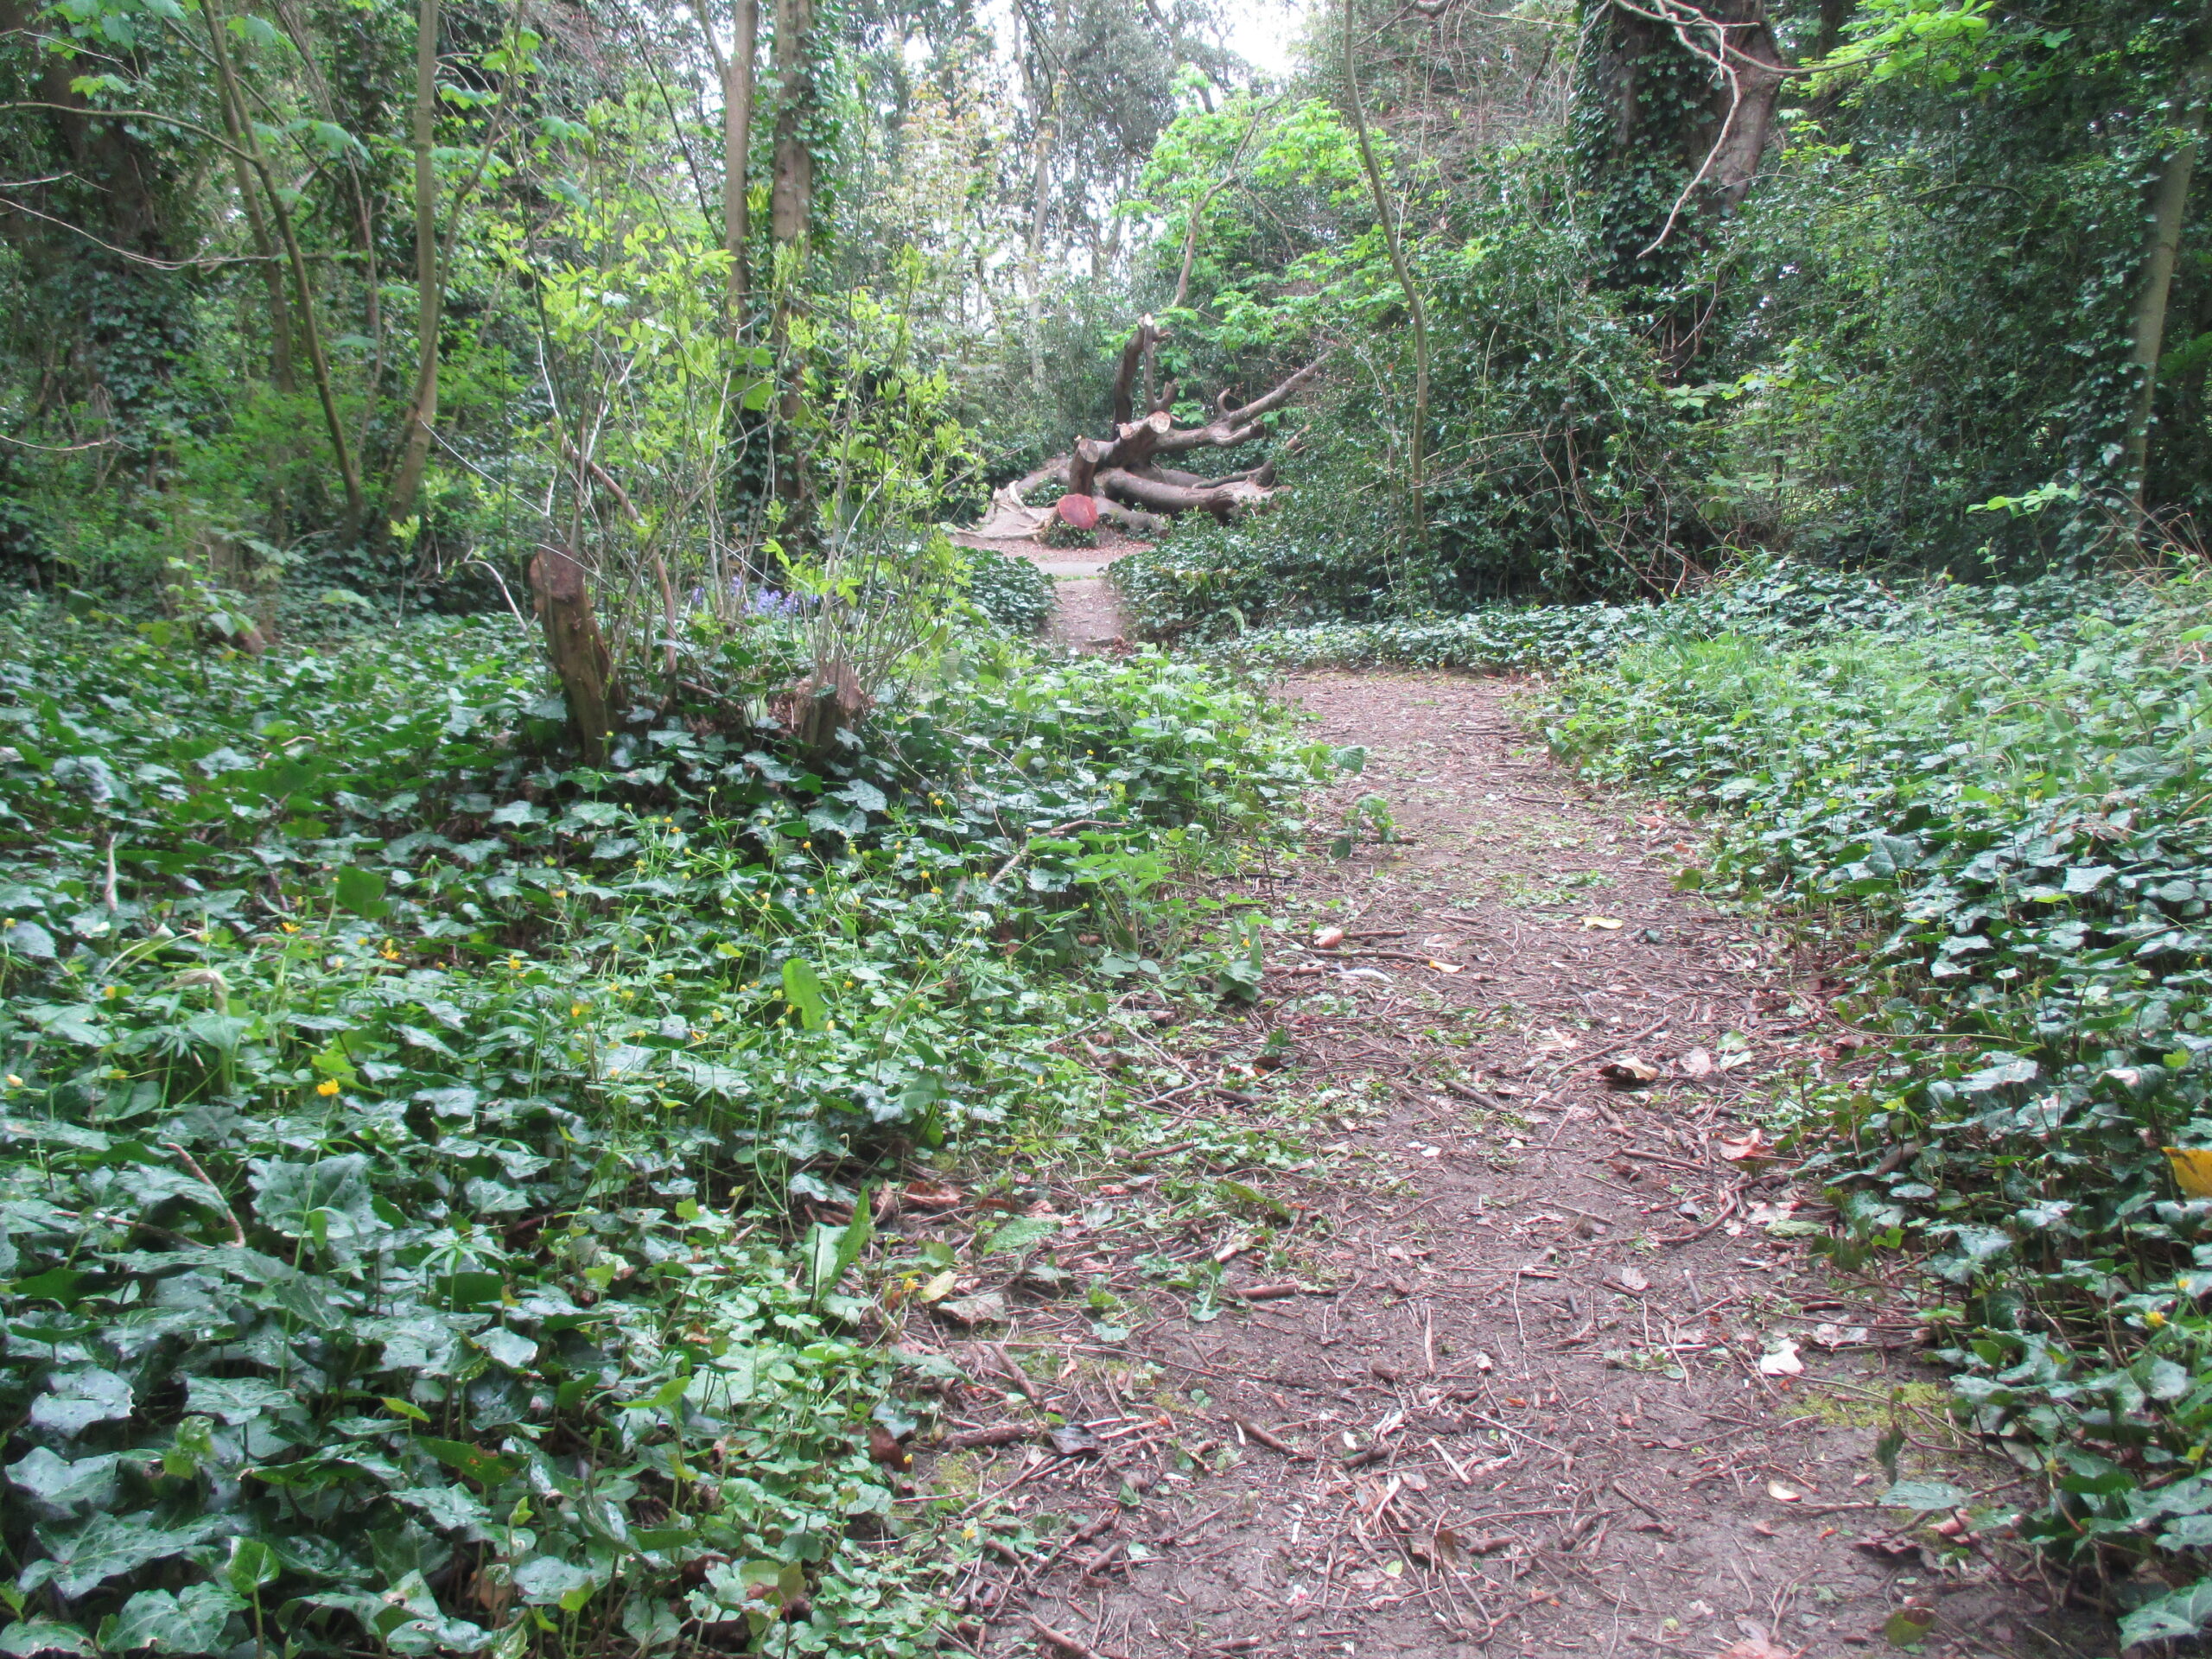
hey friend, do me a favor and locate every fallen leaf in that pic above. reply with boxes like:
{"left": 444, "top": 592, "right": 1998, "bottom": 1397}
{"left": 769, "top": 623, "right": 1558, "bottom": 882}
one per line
{"left": 1048, "top": 1424, "right": 1103, "bottom": 1458}
{"left": 1853, "top": 1535, "right": 1923, "bottom": 1563}
{"left": 1600, "top": 1056, "right": 1660, "bottom": 1087}
{"left": 867, "top": 1423, "right": 912, "bottom": 1470}
{"left": 917, "top": 1269, "right": 958, "bottom": 1304}
{"left": 1581, "top": 916, "right": 1624, "bottom": 930}
{"left": 902, "top": 1179, "right": 963, "bottom": 1209}
{"left": 2167, "top": 1146, "right": 2212, "bottom": 1198}
{"left": 1715, "top": 1639, "right": 1802, "bottom": 1659}
{"left": 1611, "top": 1266, "right": 1650, "bottom": 1294}
{"left": 1678, "top": 1046, "right": 1716, "bottom": 1078}
{"left": 1717, "top": 1129, "right": 1775, "bottom": 1163}
{"left": 1766, "top": 1479, "right": 1801, "bottom": 1502}
{"left": 1758, "top": 1340, "right": 1804, "bottom": 1377}
{"left": 1313, "top": 925, "right": 1345, "bottom": 950}
{"left": 934, "top": 1292, "right": 1007, "bottom": 1328}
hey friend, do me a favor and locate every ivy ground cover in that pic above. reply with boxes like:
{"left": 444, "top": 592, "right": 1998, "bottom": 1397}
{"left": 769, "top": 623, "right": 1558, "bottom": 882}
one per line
{"left": 0, "top": 602, "right": 1327, "bottom": 1658}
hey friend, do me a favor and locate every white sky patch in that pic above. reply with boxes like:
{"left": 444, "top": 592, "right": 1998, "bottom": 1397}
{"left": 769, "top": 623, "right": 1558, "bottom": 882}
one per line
{"left": 1220, "top": 0, "right": 1308, "bottom": 84}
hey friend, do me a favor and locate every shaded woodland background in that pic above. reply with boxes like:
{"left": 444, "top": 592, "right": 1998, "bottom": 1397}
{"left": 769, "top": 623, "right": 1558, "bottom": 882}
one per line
{"left": 3, "top": 0, "right": 2209, "bottom": 651}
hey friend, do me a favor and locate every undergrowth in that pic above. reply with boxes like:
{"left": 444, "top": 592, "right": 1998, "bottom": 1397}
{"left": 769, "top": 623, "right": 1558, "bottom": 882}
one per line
{"left": 0, "top": 601, "right": 1329, "bottom": 1658}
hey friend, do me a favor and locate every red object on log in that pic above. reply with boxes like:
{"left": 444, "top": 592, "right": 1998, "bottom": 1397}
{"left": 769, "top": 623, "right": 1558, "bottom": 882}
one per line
{"left": 1055, "top": 493, "right": 1099, "bottom": 530}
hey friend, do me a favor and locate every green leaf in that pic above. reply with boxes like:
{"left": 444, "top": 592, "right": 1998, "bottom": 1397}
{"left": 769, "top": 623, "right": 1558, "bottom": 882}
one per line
{"left": 781, "top": 957, "right": 829, "bottom": 1030}
{"left": 183, "top": 1375, "right": 296, "bottom": 1424}
{"left": 334, "top": 864, "right": 390, "bottom": 918}
{"left": 22, "top": 1513, "right": 220, "bottom": 1599}
{"left": 2120, "top": 1580, "right": 2212, "bottom": 1647}
{"left": 980, "top": 1214, "right": 1058, "bottom": 1256}
{"left": 99, "top": 1586, "right": 244, "bottom": 1655}
{"left": 809, "top": 1185, "right": 874, "bottom": 1305}
{"left": 416, "top": 1438, "right": 524, "bottom": 1488}
{"left": 0, "top": 1621, "right": 94, "bottom": 1657}
{"left": 222, "top": 1537, "right": 277, "bottom": 1597}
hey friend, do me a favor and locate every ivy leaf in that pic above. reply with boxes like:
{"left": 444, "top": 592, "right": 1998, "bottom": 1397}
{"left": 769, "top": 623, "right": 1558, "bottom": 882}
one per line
{"left": 29, "top": 1367, "right": 132, "bottom": 1436}
{"left": 183, "top": 1375, "right": 296, "bottom": 1424}
{"left": 2120, "top": 1580, "right": 2212, "bottom": 1647}
{"left": 23, "top": 1512, "right": 221, "bottom": 1598}
{"left": 98, "top": 1585, "right": 245, "bottom": 1655}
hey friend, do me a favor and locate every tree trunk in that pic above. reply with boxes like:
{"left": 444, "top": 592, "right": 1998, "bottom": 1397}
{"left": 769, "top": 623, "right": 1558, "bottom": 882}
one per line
{"left": 1344, "top": 0, "right": 1427, "bottom": 550}
{"left": 529, "top": 544, "right": 614, "bottom": 766}
{"left": 769, "top": 0, "right": 815, "bottom": 525}
{"left": 2122, "top": 42, "right": 2212, "bottom": 505}
{"left": 1023, "top": 0, "right": 1072, "bottom": 392}
{"left": 385, "top": 0, "right": 442, "bottom": 533}
{"left": 769, "top": 0, "right": 815, "bottom": 253}
{"left": 1571, "top": 0, "right": 1786, "bottom": 363}
{"left": 693, "top": 0, "right": 756, "bottom": 321}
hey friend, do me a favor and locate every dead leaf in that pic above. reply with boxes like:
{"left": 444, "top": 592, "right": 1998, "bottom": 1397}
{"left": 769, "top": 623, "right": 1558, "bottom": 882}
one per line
{"left": 1717, "top": 1128, "right": 1775, "bottom": 1162}
{"left": 902, "top": 1179, "right": 963, "bottom": 1209}
{"left": 1715, "top": 1641, "right": 1801, "bottom": 1659}
{"left": 1611, "top": 1266, "right": 1650, "bottom": 1294}
{"left": 1678, "top": 1046, "right": 1716, "bottom": 1078}
{"left": 935, "top": 1291, "right": 1007, "bottom": 1328}
{"left": 1313, "top": 925, "right": 1345, "bottom": 949}
{"left": 1766, "top": 1479, "right": 1801, "bottom": 1502}
{"left": 1600, "top": 1055, "right": 1660, "bottom": 1087}
{"left": 1048, "top": 1424, "right": 1103, "bottom": 1458}
{"left": 1758, "top": 1340, "right": 1804, "bottom": 1377}
{"left": 917, "top": 1269, "right": 958, "bottom": 1305}
{"left": 867, "top": 1423, "right": 912, "bottom": 1471}
{"left": 1581, "top": 915, "right": 1624, "bottom": 930}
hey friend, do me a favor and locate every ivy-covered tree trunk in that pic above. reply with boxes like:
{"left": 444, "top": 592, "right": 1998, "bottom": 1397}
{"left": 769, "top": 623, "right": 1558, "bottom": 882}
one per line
{"left": 0, "top": 0, "right": 200, "bottom": 447}
{"left": 2121, "top": 37, "right": 2212, "bottom": 505}
{"left": 1571, "top": 0, "right": 1785, "bottom": 364}
{"left": 768, "top": 0, "right": 816, "bottom": 533}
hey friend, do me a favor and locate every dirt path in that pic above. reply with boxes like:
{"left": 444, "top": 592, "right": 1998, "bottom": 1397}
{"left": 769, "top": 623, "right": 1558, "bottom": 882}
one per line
{"left": 907, "top": 671, "right": 2110, "bottom": 1659}
{"left": 953, "top": 533, "right": 1129, "bottom": 651}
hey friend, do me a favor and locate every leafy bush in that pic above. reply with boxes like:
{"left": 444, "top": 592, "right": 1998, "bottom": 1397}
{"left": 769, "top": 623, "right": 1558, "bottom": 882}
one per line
{"left": 0, "top": 602, "right": 1325, "bottom": 1657}
{"left": 1536, "top": 570, "right": 2212, "bottom": 1642}
{"left": 959, "top": 546, "right": 1052, "bottom": 635}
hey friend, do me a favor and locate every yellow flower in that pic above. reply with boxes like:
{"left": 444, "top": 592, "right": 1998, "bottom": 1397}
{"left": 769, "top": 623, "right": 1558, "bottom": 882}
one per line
{"left": 508, "top": 957, "right": 523, "bottom": 969}
{"left": 316, "top": 1078, "right": 341, "bottom": 1096}
{"left": 551, "top": 889, "right": 568, "bottom": 899}
{"left": 2149, "top": 1308, "right": 2170, "bottom": 1329}
{"left": 279, "top": 921, "right": 299, "bottom": 934}
{"left": 103, "top": 984, "right": 118, "bottom": 999}
{"left": 570, "top": 1001, "right": 586, "bottom": 1018}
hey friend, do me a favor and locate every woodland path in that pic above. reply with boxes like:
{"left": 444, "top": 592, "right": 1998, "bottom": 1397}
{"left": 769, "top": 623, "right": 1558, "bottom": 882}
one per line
{"left": 901, "top": 587, "right": 2113, "bottom": 1659}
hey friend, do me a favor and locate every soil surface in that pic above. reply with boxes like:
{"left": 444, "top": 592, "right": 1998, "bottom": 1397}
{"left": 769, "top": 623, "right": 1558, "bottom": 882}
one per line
{"left": 893, "top": 594, "right": 2116, "bottom": 1658}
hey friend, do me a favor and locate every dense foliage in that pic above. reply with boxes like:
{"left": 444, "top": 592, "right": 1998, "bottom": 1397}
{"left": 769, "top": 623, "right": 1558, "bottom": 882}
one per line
{"left": 0, "top": 603, "right": 1326, "bottom": 1657}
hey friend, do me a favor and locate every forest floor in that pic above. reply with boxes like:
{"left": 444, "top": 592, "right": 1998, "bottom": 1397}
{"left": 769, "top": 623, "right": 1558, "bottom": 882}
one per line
{"left": 891, "top": 574, "right": 2118, "bottom": 1659}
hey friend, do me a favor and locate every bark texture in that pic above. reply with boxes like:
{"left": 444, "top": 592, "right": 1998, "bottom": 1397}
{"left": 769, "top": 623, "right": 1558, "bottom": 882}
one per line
{"left": 528, "top": 544, "right": 614, "bottom": 766}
